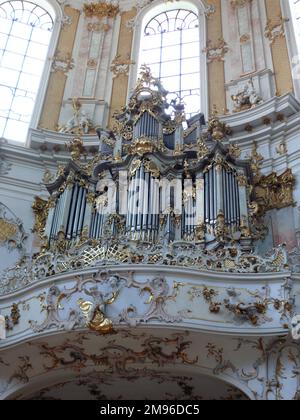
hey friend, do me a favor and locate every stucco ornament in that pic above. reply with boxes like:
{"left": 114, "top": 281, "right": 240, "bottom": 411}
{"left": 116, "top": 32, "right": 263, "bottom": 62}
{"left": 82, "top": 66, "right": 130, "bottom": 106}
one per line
{"left": 0, "top": 204, "right": 27, "bottom": 252}
{"left": 291, "top": 315, "right": 300, "bottom": 340}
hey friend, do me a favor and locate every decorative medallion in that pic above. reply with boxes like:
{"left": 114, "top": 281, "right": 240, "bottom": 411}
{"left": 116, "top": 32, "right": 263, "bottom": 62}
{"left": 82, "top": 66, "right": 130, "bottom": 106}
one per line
{"left": 0, "top": 204, "right": 27, "bottom": 251}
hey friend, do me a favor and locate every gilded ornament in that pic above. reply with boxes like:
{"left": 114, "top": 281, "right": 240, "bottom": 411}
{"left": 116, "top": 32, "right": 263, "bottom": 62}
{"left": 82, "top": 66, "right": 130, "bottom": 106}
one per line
{"left": 204, "top": 38, "right": 229, "bottom": 63}
{"left": 215, "top": 212, "right": 228, "bottom": 242}
{"left": 77, "top": 286, "right": 118, "bottom": 334}
{"left": 265, "top": 16, "right": 289, "bottom": 44}
{"left": 130, "top": 137, "right": 155, "bottom": 156}
{"left": 0, "top": 219, "right": 18, "bottom": 244}
{"left": 66, "top": 137, "right": 86, "bottom": 161}
{"left": 32, "top": 197, "right": 49, "bottom": 239}
{"left": 250, "top": 142, "right": 263, "bottom": 176}
{"left": 110, "top": 54, "right": 135, "bottom": 78}
{"left": 83, "top": 2, "right": 119, "bottom": 20}
{"left": 229, "top": 143, "right": 241, "bottom": 159}
{"left": 207, "top": 115, "right": 232, "bottom": 141}
{"left": 5, "top": 303, "right": 20, "bottom": 331}
{"left": 197, "top": 137, "right": 209, "bottom": 159}
{"left": 144, "top": 160, "right": 160, "bottom": 178}
{"left": 253, "top": 169, "right": 295, "bottom": 215}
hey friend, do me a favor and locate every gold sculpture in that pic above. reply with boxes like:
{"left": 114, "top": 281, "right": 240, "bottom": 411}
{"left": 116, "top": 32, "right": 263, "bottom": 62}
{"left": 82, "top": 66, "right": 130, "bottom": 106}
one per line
{"left": 77, "top": 287, "right": 118, "bottom": 334}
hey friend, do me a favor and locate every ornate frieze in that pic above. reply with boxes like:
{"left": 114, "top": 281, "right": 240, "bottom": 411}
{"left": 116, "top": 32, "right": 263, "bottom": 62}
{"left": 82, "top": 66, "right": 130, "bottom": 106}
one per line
{"left": 204, "top": 38, "right": 229, "bottom": 63}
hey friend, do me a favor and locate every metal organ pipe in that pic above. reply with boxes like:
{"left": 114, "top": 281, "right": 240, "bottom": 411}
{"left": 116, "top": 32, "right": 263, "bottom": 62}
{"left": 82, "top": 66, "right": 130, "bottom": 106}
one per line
{"left": 66, "top": 183, "right": 78, "bottom": 239}
{"left": 72, "top": 186, "right": 83, "bottom": 238}
{"left": 142, "top": 171, "right": 150, "bottom": 240}
{"left": 78, "top": 188, "right": 86, "bottom": 236}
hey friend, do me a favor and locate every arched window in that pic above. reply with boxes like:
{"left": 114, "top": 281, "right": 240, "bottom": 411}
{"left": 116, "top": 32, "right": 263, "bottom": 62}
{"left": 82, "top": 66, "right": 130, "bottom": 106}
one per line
{"left": 289, "top": 0, "right": 300, "bottom": 52}
{"left": 0, "top": 1, "right": 54, "bottom": 143}
{"left": 138, "top": 7, "right": 201, "bottom": 119}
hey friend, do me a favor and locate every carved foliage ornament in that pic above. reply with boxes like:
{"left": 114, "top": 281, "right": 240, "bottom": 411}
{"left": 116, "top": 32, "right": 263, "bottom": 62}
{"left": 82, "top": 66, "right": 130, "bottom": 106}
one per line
{"left": 264, "top": 16, "right": 289, "bottom": 44}
{"left": 83, "top": 2, "right": 119, "bottom": 20}
{"left": 253, "top": 169, "right": 295, "bottom": 215}
{"left": 51, "top": 51, "right": 74, "bottom": 74}
{"left": 110, "top": 54, "right": 135, "bottom": 78}
{"left": 204, "top": 38, "right": 229, "bottom": 63}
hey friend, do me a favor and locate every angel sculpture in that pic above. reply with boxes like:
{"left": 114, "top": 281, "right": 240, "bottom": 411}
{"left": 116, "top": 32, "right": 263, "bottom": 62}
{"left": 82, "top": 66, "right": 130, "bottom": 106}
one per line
{"left": 77, "top": 286, "right": 118, "bottom": 334}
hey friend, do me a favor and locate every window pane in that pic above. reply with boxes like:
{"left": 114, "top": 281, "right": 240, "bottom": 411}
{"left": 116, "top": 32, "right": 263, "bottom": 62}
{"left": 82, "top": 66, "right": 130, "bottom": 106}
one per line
{"left": 10, "top": 21, "right": 32, "bottom": 39}
{"left": 161, "top": 60, "right": 180, "bottom": 78}
{"left": 143, "top": 48, "right": 161, "bottom": 65}
{"left": 0, "top": 1, "right": 53, "bottom": 142}
{"left": 182, "top": 42, "right": 199, "bottom": 59}
{"left": 181, "top": 57, "right": 200, "bottom": 75}
{"left": 4, "top": 119, "right": 28, "bottom": 142}
{"left": 30, "top": 27, "right": 52, "bottom": 45}
{"left": 0, "top": 17, "right": 13, "bottom": 34}
{"left": 162, "top": 30, "right": 181, "bottom": 47}
{"left": 143, "top": 33, "right": 162, "bottom": 49}
{"left": 181, "top": 73, "right": 200, "bottom": 91}
{"left": 6, "top": 36, "right": 28, "bottom": 54}
{"left": 0, "top": 85, "right": 13, "bottom": 106}
{"left": 160, "top": 75, "right": 180, "bottom": 93}
{"left": 147, "top": 63, "right": 160, "bottom": 78}
{"left": 182, "top": 27, "right": 199, "bottom": 44}
{"left": 1, "top": 51, "right": 24, "bottom": 70}
{"left": 11, "top": 95, "right": 34, "bottom": 118}
{"left": 0, "top": 33, "right": 8, "bottom": 50}
{"left": 0, "top": 117, "right": 6, "bottom": 137}
{"left": 0, "top": 67, "right": 19, "bottom": 86}
{"left": 161, "top": 44, "right": 181, "bottom": 61}
{"left": 18, "top": 72, "right": 39, "bottom": 91}
{"left": 27, "top": 42, "right": 48, "bottom": 59}
{"left": 22, "top": 56, "right": 45, "bottom": 75}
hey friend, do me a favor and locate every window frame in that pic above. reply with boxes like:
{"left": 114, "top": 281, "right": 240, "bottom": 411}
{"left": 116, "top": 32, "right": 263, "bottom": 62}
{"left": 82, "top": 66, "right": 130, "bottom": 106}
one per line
{"left": 282, "top": 0, "right": 300, "bottom": 100}
{"left": 128, "top": 0, "right": 208, "bottom": 119}
{"left": 0, "top": 0, "right": 62, "bottom": 145}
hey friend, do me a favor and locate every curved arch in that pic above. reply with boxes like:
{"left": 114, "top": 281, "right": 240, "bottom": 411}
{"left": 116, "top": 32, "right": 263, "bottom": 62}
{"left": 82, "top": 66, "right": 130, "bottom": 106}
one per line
{"left": 0, "top": 327, "right": 256, "bottom": 400}
{"left": 128, "top": 0, "right": 208, "bottom": 118}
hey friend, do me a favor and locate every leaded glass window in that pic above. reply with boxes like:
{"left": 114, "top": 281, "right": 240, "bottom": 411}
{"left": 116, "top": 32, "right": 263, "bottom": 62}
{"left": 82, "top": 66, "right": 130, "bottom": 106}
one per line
{"left": 0, "top": 1, "right": 54, "bottom": 142}
{"left": 139, "top": 8, "right": 201, "bottom": 119}
{"left": 290, "top": 0, "right": 300, "bottom": 52}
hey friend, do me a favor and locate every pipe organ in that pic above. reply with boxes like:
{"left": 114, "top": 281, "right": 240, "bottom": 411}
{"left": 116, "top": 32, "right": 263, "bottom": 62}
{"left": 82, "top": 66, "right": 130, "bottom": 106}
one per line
{"left": 42, "top": 66, "right": 255, "bottom": 252}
